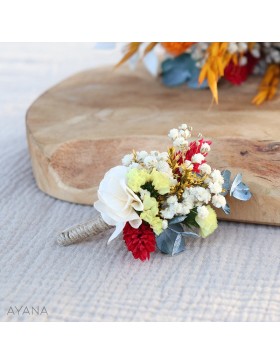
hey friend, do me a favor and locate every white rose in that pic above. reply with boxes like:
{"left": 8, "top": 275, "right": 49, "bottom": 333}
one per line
{"left": 94, "top": 166, "right": 143, "bottom": 243}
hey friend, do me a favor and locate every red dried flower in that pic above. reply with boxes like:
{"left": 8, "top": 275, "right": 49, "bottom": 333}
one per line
{"left": 224, "top": 61, "right": 248, "bottom": 85}
{"left": 224, "top": 53, "right": 258, "bottom": 85}
{"left": 123, "top": 222, "right": 156, "bottom": 261}
{"left": 177, "top": 139, "right": 212, "bottom": 173}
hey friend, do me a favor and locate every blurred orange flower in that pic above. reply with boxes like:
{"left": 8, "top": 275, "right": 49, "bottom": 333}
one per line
{"left": 161, "top": 42, "right": 196, "bottom": 56}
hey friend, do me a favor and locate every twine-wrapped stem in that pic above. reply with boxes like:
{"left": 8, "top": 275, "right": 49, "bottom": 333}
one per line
{"left": 56, "top": 214, "right": 110, "bottom": 246}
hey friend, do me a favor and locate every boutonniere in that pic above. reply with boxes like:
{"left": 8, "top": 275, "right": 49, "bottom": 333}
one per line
{"left": 57, "top": 124, "right": 251, "bottom": 261}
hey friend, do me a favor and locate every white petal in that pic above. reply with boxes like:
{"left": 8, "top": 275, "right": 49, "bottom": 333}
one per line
{"left": 95, "top": 193, "right": 122, "bottom": 221}
{"left": 107, "top": 222, "right": 125, "bottom": 244}
{"left": 94, "top": 201, "right": 116, "bottom": 226}
{"left": 95, "top": 196, "right": 141, "bottom": 225}
{"left": 122, "top": 181, "right": 144, "bottom": 211}
{"left": 129, "top": 219, "right": 142, "bottom": 229}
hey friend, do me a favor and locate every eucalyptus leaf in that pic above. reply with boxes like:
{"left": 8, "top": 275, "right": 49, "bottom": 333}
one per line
{"left": 156, "top": 226, "right": 185, "bottom": 256}
{"left": 222, "top": 203, "right": 230, "bottom": 215}
{"left": 230, "top": 173, "right": 252, "bottom": 201}
{"left": 230, "top": 173, "right": 243, "bottom": 196}
{"left": 178, "top": 231, "right": 200, "bottom": 238}
{"left": 221, "top": 170, "right": 231, "bottom": 196}
{"left": 184, "top": 209, "right": 200, "bottom": 228}
{"left": 169, "top": 215, "right": 187, "bottom": 225}
{"left": 232, "top": 189, "right": 252, "bottom": 201}
{"left": 235, "top": 182, "right": 250, "bottom": 191}
{"left": 169, "top": 225, "right": 199, "bottom": 238}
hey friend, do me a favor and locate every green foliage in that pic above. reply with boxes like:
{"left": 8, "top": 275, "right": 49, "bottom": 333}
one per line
{"left": 183, "top": 208, "right": 199, "bottom": 229}
{"left": 141, "top": 181, "right": 159, "bottom": 199}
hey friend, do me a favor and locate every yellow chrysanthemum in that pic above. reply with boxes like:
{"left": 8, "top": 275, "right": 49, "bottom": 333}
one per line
{"left": 195, "top": 205, "right": 218, "bottom": 238}
{"left": 126, "top": 168, "right": 150, "bottom": 193}
{"left": 140, "top": 210, "right": 163, "bottom": 236}
{"left": 140, "top": 194, "right": 162, "bottom": 235}
{"left": 150, "top": 169, "right": 171, "bottom": 195}
{"left": 142, "top": 194, "right": 159, "bottom": 216}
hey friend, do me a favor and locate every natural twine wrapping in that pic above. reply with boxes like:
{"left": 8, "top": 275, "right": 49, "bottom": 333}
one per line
{"left": 56, "top": 214, "right": 110, "bottom": 246}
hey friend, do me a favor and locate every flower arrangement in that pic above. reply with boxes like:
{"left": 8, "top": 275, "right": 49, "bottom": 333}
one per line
{"left": 57, "top": 124, "right": 252, "bottom": 261}
{"left": 116, "top": 42, "right": 280, "bottom": 105}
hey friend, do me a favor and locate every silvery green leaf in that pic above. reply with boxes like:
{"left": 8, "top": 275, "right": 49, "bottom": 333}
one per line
{"left": 222, "top": 203, "right": 230, "bottom": 215}
{"left": 169, "top": 225, "right": 199, "bottom": 238}
{"left": 230, "top": 173, "right": 243, "bottom": 196}
{"left": 180, "top": 231, "right": 200, "bottom": 238}
{"left": 232, "top": 189, "right": 252, "bottom": 201}
{"left": 221, "top": 170, "right": 231, "bottom": 196}
{"left": 156, "top": 226, "right": 185, "bottom": 256}
{"left": 230, "top": 173, "right": 252, "bottom": 201}
{"left": 169, "top": 216, "right": 187, "bottom": 225}
{"left": 235, "top": 182, "right": 250, "bottom": 191}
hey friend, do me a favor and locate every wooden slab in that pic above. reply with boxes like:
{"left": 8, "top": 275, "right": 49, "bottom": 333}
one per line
{"left": 26, "top": 67, "right": 280, "bottom": 226}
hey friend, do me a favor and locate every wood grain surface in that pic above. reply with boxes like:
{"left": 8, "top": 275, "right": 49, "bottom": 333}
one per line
{"left": 26, "top": 66, "right": 280, "bottom": 225}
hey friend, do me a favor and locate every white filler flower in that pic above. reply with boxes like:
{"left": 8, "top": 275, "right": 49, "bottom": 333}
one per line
{"left": 191, "top": 153, "right": 205, "bottom": 164}
{"left": 199, "top": 163, "right": 211, "bottom": 175}
{"left": 212, "top": 194, "right": 226, "bottom": 208}
{"left": 197, "top": 205, "right": 209, "bottom": 219}
{"left": 122, "top": 153, "right": 134, "bottom": 166}
{"left": 94, "top": 166, "right": 143, "bottom": 243}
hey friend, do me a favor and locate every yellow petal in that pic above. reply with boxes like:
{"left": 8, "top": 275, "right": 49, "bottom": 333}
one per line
{"left": 199, "top": 64, "right": 208, "bottom": 84}
{"left": 217, "top": 58, "right": 225, "bottom": 77}
{"left": 207, "top": 69, "right": 218, "bottom": 104}
{"left": 115, "top": 42, "right": 141, "bottom": 68}
{"left": 143, "top": 42, "right": 158, "bottom": 56}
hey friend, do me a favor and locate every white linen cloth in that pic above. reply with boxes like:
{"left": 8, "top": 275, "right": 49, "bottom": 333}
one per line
{"left": 0, "top": 43, "right": 280, "bottom": 321}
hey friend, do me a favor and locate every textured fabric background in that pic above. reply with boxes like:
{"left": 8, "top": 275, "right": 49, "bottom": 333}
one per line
{"left": 0, "top": 43, "right": 280, "bottom": 322}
